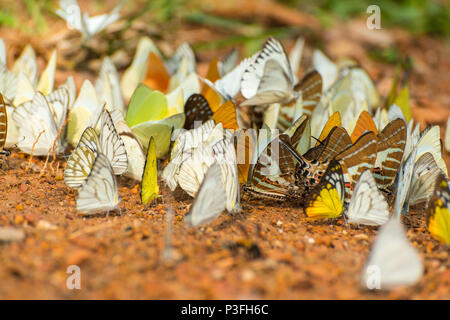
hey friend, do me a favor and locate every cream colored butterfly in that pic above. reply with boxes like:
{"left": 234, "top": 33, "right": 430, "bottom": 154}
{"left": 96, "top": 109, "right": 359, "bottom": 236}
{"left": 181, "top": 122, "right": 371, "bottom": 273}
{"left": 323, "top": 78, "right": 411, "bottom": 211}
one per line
{"left": 76, "top": 153, "right": 120, "bottom": 215}
{"left": 95, "top": 56, "right": 124, "bottom": 115}
{"left": 361, "top": 218, "right": 423, "bottom": 290}
{"left": 346, "top": 170, "right": 390, "bottom": 226}
{"left": 13, "top": 88, "right": 69, "bottom": 156}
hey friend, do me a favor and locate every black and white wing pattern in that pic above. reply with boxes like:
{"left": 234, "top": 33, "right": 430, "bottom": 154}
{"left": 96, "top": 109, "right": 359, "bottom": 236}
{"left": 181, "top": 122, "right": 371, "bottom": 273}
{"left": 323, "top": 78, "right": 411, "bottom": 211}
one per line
{"left": 76, "top": 153, "right": 120, "bottom": 215}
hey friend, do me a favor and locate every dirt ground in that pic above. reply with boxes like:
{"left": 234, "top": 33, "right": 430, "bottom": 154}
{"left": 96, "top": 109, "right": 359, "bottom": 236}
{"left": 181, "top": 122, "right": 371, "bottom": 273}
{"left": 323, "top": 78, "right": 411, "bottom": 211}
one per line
{"left": 0, "top": 1, "right": 449, "bottom": 299}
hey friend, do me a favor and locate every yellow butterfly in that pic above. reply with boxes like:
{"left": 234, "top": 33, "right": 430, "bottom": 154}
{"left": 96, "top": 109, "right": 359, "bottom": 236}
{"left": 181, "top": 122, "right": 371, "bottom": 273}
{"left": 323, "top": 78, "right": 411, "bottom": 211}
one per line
{"left": 305, "top": 161, "right": 347, "bottom": 220}
{"left": 427, "top": 174, "right": 450, "bottom": 244}
{"left": 141, "top": 136, "right": 159, "bottom": 204}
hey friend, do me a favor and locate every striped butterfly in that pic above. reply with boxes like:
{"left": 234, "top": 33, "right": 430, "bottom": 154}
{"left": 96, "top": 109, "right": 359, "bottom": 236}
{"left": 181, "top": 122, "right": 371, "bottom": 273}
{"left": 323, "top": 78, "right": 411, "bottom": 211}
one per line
{"left": 401, "top": 152, "right": 443, "bottom": 214}
{"left": 80, "top": 108, "right": 128, "bottom": 175}
{"left": 244, "top": 132, "right": 298, "bottom": 201}
{"left": 76, "top": 153, "right": 120, "bottom": 215}
{"left": 274, "top": 69, "right": 323, "bottom": 131}
{"left": 373, "top": 118, "right": 407, "bottom": 190}
{"left": 280, "top": 131, "right": 377, "bottom": 203}
{"left": 361, "top": 218, "right": 423, "bottom": 290}
{"left": 184, "top": 163, "right": 227, "bottom": 227}
{"left": 346, "top": 170, "right": 390, "bottom": 226}
{"left": 427, "top": 173, "right": 450, "bottom": 244}
{"left": 0, "top": 93, "right": 9, "bottom": 156}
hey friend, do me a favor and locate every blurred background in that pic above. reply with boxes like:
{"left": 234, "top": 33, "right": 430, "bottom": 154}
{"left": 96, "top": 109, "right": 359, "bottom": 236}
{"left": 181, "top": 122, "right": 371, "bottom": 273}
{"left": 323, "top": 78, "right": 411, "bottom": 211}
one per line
{"left": 0, "top": 0, "right": 449, "bottom": 123}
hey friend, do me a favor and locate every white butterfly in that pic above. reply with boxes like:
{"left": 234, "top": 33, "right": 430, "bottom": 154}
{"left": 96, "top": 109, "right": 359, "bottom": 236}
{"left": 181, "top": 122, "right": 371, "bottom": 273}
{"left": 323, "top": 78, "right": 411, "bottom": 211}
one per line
{"left": 165, "top": 42, "right": 196, "bottom": 76}
{"left": 0, "top": 64, "right": 18, "bottom": 102}
{"left": 201, "top": 57, "right": 253, "bottom": 102}
{"left": 56, "top": 0, "right": 123, "bottom": 40}
{"left": 392, "top": 148, "right": 417, "bottom": 218}
{"left": 312, "top": 49, "right": 338, "bottom": 92}
{"left": 346, "top": 170, "right": 390, "bottom": 226}
{"left": 184, "top": 163, "right": 227, "bottom": 227}
{"left": 402, "top": 152, "right": 442, "bottom": 214}
{"left": 64, "top": 145, "right": 97, "bottom": 188}
{"left": 241, "top": 37, "right": 294, "bottom": 101}
{"left": 66, "top": 79, "right": 101, "bottom": 146}
{"left": 289, "top": 37, "right": 304, "bottom": 81}
{"left": 361, "top": 218, "right": 423, "bottom": 290}
{"left": 110, "top": 109, "right": 146, "bottom": 181}
{"left": 95, "top": 57, "right": 124, "bottom": 115}
{"left": 76, "top": 153, "right": 120, "bottom": 215}
{"left": 75, "top": 109, "right": 128, "bottom": 175}
{"left": 13, "top": 89, "right": 69, "bottom": 156}
{"left": 12, "top": 44, "right": 38, "bottom": 87}
{"left": 241, "top": 59, "right": 298, "bottom": 106}
{"left": 218, "top": 48, "right": 238, "bottom": 77}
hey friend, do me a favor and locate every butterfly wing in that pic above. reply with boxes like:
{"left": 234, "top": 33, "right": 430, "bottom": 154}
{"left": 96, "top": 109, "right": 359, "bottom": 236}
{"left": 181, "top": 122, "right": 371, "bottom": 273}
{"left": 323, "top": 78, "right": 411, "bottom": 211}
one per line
{"left": 361, "top": 218, "right": 423, "bottom": 289}
{"left": 427, "top": 174, "right": 450, "bottom": 244}
{"left": 0, "top": 93, "right": 7, "bottom": 153}
{"left": 185, "top": 163, "right": 227, "bottom": 227}
{"left": 184, "top": 94, "right": 213, "bottom": 129}
{"left": 305, "top": 160, "right": 345, "bottom": 220}
{"left": 64, "top": 146, "right": 97, "bottom": 188}
{"left": 13, "top": 92, "right": 61, "bottom": 156}
{"left": 373, "top": 118, "right": 407, "bottom": 189}
{"left": 241, "top": 59, "right": 294, "bottom": 106}
{"left": 99, "top": 109, "right": 128, "bottom": 175}
{"left": 76, "top": 153, "right": 120, "bottom": 215}
{"left": 141, "top": 137, "right": 159, "bottom": 204}
{"left": 346, "top": 170, "right": 390, "bottom": 226}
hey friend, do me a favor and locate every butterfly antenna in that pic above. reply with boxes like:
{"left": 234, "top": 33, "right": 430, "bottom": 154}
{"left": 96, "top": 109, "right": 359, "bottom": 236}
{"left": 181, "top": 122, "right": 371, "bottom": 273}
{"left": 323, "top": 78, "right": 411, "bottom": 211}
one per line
{"left": 26, "top": 130, "right": 45, "bottom": 173}
{"left": 311, "top": 136, "right": 323, "bottom": 146}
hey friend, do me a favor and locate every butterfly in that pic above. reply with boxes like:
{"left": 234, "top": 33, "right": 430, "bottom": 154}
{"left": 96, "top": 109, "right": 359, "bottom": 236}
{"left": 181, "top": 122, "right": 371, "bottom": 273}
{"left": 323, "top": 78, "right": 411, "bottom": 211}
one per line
{"left": 165, "top": 42, "right": 196, "bottom": 76}
{"left": 401, "top": 152, "right": 443, "bottom": 214}
{"left": 141, "top": 136, "right": 159, "bottom": 205}
{"left": 66, "top": 79, "right": 102, "bottom": 146}
{"left": 360, "top": 218, "right": 423, "bottom": 290}
{"left": 304, "top": 160, "right": 348, "bottom": 220}
{"left": 0, "top": 93, "right": 9, "bottom": 156}
{"left": 56, "top": 0, "right": 124, "bottom": 40}
{"left": 373, "top": 118, "right": 407, "bottom": 190}
{"left": 350, "top": 111, "right": 378, "bottom": 143}
{"left": 143, "top": 52, "right": 171, "bottom": 93}
{"left": 13, "top": 89, "right": 69, "bottom": 156}
{"left": 184, "top": 163, "right": 227, "bottom": 227}
{"left": 95, "top": 57, "right": 124, "bottom": 116}
{"left": 76, "top": 109, "right": 128, "bottom": 175}
{"left": 110, "top": 109, "right": 146, "bottom": 181}
{"left": 244, "top": 131, "right": 298, "bottom": 201}
{"left": 232, "top": 128, "right": 256, "bottom": 184}
{"left": 281, "top": 131, "right": 377, "bottom": 203}
{"left": 11, "top": 44, "right": 38, "bottom": 87}
{"left": 120, "top": 37, "right": 161, "bottom": 101}
{"left": 64, "top": 145, "right": 97, "bottom": 189}
{"left": 184, "top": 93, "right": 238, "bottom": 130}
{"left": 76, "top": 153, "right": 121, "bottom": 215}
{"left": 346, "top": 170, "right": 390, "bottom": 226}
{"left": 427, "top": 173, "right": 450, "bottom": 244}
